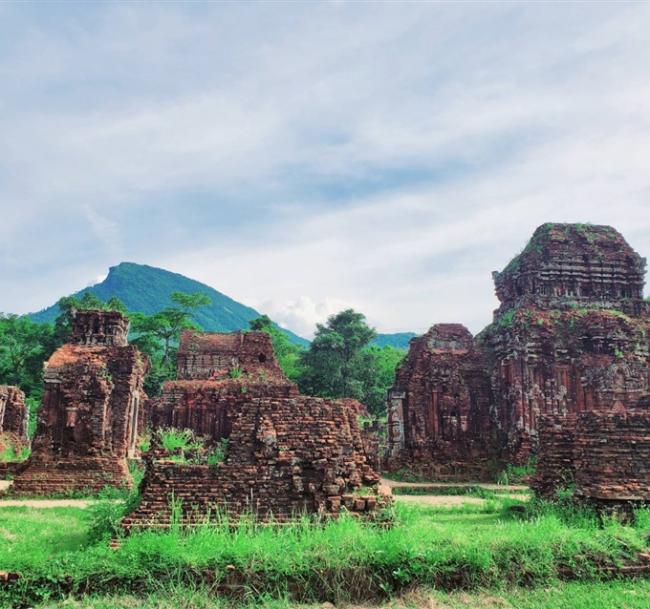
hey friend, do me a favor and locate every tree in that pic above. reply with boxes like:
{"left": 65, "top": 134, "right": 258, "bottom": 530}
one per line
{"left": 248, "top": 315, "right": 302, "bottom": 381}
{"left": 53, "top": 292, "right": 127, "bottom": 343}
{"left": 297, "top": 309, "right": 406, "bottom": 416}
{"left": 130, "top": 291, "right": 211, "bottom": 395}
{"left": 298, "top": 309, "right": 376, "bottom": 399}
{"left": 355, "top": 345, "right": 405, "bottom": 416}
{"left": 0, "top": 314, "right": 57, "bottom": 398}
{"left": 169, "top": 291, "right": 211, "bottom": 312}
{"left": 106, "top": 296, "right": 127, "bottom": 313}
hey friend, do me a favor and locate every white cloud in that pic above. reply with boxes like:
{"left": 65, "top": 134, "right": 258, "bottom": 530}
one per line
{"left": 1, "top": 3, "right": 650, "bottom": 335}
{"left": 255, "top": 296, "right": 357, "bottom": 339}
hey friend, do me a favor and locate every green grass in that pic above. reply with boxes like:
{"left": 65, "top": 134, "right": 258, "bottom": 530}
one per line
{"left": 0, "top": 506, "right": 89, "bottom": 561}
{"left": 0, "top": 496, "right": 649, "bottom": 606}
{"left": 391, "top": 485, "right": 504, "bottom": 499}
{"left": 26, "top": 580, "right": 650, "bottom": 608}
{"left": 155, "top": 429, "right": 229, "bottom": 465}
{"left": 495, "top": 459, "right": 536, "bottom": 485}
{"left": 160, "top": 427, "right": 198, "bottom": 453}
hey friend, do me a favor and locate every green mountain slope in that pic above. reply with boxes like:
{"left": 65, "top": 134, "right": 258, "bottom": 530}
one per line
{"left": 371, "top": 332, "right": 417, "bottom": 349}
{"left": 28, "top": 262, "right": 309, "bottom": 346}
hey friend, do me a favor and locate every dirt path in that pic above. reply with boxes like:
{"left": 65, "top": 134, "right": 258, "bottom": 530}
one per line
{"left": 395, "top": 494, "right": 486, "bottom": 506}
{"left": 381, "top": 478, "right": 528, "bottom": 492}
{"left": 495, "top": 493, "right": 530, "bottom": 502}
{"left": 0, "top": 479, "right": 107, "bottom": 508}
{"left": 0, "top": 498, "right": 97, "bottom": 508}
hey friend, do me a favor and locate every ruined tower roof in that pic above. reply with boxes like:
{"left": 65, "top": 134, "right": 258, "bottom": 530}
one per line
{"left": 493, "top": 223, "right": 646, "bottom": 313}
{"left": 420, "top": 323, "right": 475, "bottom": 353}
{"left": 176, "top": 330, "right": 286, "bottom": 381}
{"left": 71, "top": 309, "right": 130, "bottom": 347}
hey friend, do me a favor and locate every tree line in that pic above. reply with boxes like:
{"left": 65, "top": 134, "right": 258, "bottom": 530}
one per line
{"left": 0, "top": 293, "right": 404, "bottom": 426}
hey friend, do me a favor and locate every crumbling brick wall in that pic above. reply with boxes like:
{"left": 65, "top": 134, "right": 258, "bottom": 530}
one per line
{"left": 149, "top": 330, "right": 299, "bottom": 440}
{"left": 71, "top": 309, "right": 129, "bottom": 347}
{"left": 176, "top": 330, "right": 285, "bottom": 381}
{"left": 127, "top": 330, "right": 387, "bottom": 526}
{"left": 529, "top": 414, "right": 577, "bottom": 498}
{"left": 150, "top": 380, "right": 298, "bottom": 438}
{"left": 124, "top": 395, "right": 387, "bottom": 527}
{"left": 12, "top": 310, "right": 148, "bottom": 494}
{"left": 532, "top": 407, "right": 650, "bottom": 507}
{"left": 0, "top": 385, "right": 29, "bottom": 456}
{"left": 385, "top": 324, "right": 496, "bottom": 480}
{"left": 574, "top": 409, "right": 650, "bottom": 504}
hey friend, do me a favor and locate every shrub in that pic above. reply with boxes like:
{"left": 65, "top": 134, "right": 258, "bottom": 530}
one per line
{"left": 160, "top": 428, "right": 196, "bottom": 453}
{"left": 228, "top": 366, "right": 243, "bottom": 379}
{"left": 206, "top": 438, "right": 229, "bottom": 466}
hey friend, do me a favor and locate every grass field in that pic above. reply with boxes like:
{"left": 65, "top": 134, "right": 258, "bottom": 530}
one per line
{"left": 1, "top": 493, "right": 649, "bottom": 607}
{"left": 29, "top": 580, "right": 650, "bottom": 609}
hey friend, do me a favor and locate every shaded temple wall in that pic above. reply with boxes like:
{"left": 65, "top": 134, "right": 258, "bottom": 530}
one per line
{"left": 532, "top": 405, "right": 650, "bottom": 506}
{"left": 529, "top": 414, "right": 577, "bottom": 498}
{"left": 386, "top": 324, "right": 495, "bottom": 479}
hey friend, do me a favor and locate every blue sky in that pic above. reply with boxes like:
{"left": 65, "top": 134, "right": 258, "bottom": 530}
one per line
{"left": 1, "top": 2, "right": 650, "bottom": 337}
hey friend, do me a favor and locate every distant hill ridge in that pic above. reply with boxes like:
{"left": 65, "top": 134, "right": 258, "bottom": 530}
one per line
{"left": 28, "top": 262, "right": 309, "bottom": 346}
{"left": 28, "top": 262, "right": 414, "bottom": 349}
{"left": 372, "top": 332, "right": 417, "bottom": 349}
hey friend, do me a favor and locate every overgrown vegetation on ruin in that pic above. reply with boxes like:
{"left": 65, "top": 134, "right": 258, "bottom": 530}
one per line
{"left": 1, "top": 497, "right": 649, "bottom": 607}
{"left": 0, "top": 440, "right": 29, "bottom": 462}
{"left": 156, "top": 428, "right": 229, "bottom": 465}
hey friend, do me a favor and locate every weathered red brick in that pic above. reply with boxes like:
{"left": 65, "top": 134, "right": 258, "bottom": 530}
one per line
{"left": 12, "top": 310, "right": 148, "bottom": 494}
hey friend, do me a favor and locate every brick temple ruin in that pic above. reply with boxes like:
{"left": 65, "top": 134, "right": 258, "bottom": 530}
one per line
{"left": 481, "top": 223, "right": 650, "bottom": 463}
{"left": 386, "top": 223, "right": 650, "bottom": 482}
{"left": 532, "top": 397, "right": 650, "bottom": 512}
{"left": 149, "top": 330, "right": 299, "bottom": 436}
{"left": 124, "top": 330, "right": 388, "bottom": 528}
{"left": 385, "top": 324, "right": 495, "bottom": 479}
{"left": 12, "top": 310, "right": 148, "bottom": 494}
{"left": 0, "top": 385, "right": 29, "bottom": 457}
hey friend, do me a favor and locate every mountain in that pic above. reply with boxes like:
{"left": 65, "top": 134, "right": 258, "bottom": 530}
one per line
{"left": 372, "top": 332, "right": 417, "bottom": 349}
{"left": 28, "top": 262, "right": 309, "bottom": 347}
